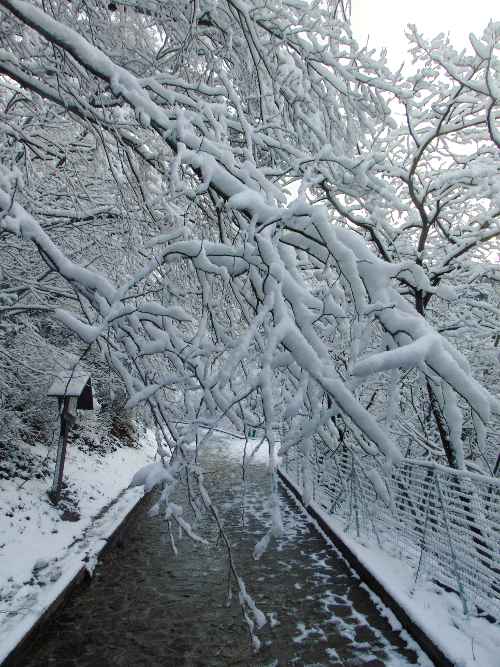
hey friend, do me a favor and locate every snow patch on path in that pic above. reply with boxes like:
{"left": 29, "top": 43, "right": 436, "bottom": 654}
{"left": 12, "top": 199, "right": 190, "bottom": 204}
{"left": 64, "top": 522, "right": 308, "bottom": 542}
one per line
{"left": 201, "top": 432, "right": 276, "bottom": 465}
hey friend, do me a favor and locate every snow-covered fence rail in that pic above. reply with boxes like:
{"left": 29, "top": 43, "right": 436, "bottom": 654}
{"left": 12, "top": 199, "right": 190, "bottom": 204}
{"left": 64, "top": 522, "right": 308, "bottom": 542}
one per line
{"left": 280, "top": 446, "right": 500, "bottom": 620}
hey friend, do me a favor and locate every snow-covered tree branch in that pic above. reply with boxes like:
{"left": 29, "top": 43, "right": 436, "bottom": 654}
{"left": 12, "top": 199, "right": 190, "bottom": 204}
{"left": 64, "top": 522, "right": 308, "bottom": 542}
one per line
{"left": 1, "top": 0, "right": 498, "bottom": 486}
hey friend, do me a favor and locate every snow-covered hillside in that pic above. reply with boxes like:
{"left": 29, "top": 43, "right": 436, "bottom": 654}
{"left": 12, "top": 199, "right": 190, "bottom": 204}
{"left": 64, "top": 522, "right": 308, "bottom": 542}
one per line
{"left": 0, "top": 430, "right": 156, "bottom": 663}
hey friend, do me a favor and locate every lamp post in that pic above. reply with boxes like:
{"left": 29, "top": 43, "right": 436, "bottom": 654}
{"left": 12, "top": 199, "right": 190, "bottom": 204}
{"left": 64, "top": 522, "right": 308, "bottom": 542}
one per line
{"left": 47, "top": 370, "right": 94, "bottom": 503}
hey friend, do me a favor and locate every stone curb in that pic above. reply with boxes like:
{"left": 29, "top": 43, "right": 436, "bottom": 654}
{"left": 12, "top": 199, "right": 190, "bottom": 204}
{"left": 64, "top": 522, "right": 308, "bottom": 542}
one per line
{"left": 1, "top": 489, "right": 152, "bottom": 667}
{"left": 277, "top": 468, "right": 453, "bottom": 667}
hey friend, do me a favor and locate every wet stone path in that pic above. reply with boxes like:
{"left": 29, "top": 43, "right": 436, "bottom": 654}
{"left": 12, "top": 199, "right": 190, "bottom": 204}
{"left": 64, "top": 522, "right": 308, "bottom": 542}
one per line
{"left": 23, "top": 439, "right": 431, "bottom": 666}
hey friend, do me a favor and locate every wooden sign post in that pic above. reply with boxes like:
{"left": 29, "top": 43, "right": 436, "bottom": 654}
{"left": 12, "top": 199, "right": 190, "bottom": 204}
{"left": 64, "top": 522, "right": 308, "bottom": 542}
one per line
{"left": 47, "top": 370, "right": 94, "bottom": 503}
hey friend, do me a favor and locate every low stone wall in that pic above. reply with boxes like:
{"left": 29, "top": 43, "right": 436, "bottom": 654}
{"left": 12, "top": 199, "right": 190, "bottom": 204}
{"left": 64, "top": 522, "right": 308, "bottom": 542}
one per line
{"left": 2, "top": 489, "right": 152, "bottom": 667}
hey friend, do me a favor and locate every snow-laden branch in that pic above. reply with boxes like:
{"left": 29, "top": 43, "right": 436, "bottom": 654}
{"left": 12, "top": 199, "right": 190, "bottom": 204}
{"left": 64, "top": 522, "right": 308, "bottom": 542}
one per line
{"left": 1, "top": 0, "right": 498, "bottom": 481}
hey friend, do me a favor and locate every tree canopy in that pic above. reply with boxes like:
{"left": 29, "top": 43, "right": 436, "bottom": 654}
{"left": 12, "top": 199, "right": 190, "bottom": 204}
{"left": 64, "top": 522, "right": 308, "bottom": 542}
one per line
{"left": 1, "top": 1, "right": 499, "bottom": 479}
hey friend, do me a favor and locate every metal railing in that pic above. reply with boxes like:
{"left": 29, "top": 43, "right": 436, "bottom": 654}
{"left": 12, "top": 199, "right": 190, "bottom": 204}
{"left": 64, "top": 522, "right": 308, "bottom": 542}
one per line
{"left": 281, "top": 444, "right": 500, "bottom": 620}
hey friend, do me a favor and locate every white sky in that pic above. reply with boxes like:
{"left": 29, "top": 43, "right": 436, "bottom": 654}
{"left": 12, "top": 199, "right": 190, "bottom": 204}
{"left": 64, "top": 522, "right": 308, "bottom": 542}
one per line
{"left": 351, "top": 1, "right": 497, "bottom": 70}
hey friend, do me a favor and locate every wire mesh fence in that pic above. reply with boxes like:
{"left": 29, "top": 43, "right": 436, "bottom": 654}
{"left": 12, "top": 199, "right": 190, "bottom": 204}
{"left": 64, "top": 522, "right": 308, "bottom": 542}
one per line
{"left": 280, "top": 444, "right": 500, "bottom": 620}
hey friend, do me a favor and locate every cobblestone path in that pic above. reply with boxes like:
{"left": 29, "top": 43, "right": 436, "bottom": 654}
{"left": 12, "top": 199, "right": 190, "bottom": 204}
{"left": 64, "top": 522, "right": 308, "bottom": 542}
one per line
{"left": 23, "top": 438, "right": 431, "bottom": 666}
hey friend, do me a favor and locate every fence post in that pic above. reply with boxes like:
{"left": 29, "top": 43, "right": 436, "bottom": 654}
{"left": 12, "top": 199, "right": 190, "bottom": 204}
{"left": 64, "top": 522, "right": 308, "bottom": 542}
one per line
{"left": 436, "top": 474, "right": 469, "bottom": 616}
{"left": 350, "top": 455, "right": 361, "bottom": 538}
{"left": 413, "top": 468, "right": 434, "bottom": 590}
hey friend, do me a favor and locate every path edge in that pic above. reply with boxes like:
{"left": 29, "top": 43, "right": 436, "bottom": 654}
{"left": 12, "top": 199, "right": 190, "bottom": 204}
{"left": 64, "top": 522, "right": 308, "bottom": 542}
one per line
{"left": 277, "top": 467, "right": 453, "bottom": 667}
{"left": 1, "top": 488, "right": 152, "bottom": 667}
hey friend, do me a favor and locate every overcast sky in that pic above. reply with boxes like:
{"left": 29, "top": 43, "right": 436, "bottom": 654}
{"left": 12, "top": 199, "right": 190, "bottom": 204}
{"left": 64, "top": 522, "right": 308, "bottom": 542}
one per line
{"left": 351, "top": 0, "right": 497, "bottom": 69}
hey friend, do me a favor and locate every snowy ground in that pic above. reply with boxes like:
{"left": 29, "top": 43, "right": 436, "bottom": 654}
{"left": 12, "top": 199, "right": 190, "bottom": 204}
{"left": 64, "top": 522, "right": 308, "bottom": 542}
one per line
{"left": 0, "top": 431, "right": 156, "bottom": 664}
{"left": 15, "top": 432, "right": 432, "bottom": 667}
{"left": 1, "top": 431, "right": 498, "bottom": 667}
{"left": 191, "top": 434, "right": 500, "bottom": 666}
{"left": 279, "top": 467, "right": 500, "bottom": 667}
